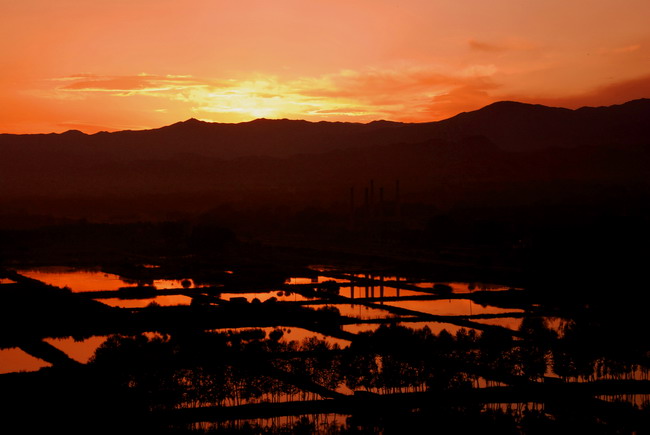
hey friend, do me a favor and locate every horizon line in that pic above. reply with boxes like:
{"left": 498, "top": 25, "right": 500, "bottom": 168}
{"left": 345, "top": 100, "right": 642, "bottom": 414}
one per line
{"left": 2, "top": 97, "right": 648, "bottom": 136}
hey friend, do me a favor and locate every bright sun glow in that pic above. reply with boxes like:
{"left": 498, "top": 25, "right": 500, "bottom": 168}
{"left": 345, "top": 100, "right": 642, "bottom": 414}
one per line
{"left": 1, "top": 0, "right": 649, "bottom": 133}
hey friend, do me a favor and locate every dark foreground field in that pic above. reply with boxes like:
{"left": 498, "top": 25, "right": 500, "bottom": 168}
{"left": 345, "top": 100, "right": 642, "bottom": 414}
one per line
{"left": 1, "top": 99, "right": 649, "bottom": 432}
{"left": 1, "top": 212, "right": 649, "bottom": 434}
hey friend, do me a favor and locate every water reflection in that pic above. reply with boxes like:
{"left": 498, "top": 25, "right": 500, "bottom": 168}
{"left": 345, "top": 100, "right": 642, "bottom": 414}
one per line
{"left": 409, "top": 282, "right": 517, "bottom": 293}
{"left": 44, "top": 336, "right": 109, "bottom": 363}
{"left": 221, "top": 327, "right": 351, "bottom": 349}
{"left": 342, "top": 321, "right": 477, "bottom": 336}
{"left": 542, "top": 317, "right": 570, "bottom": 338}
{"left": 339, "top": 286, "right": 425, "bottom": 299}
{"left": 11, "top": 267, "right": 649, "bottom": 399}
{"left": 597, "top": 394, "right": 650, "bottom": 408}
{"left": 323, "top": 304, "right": 397, "bottom": 320}
{"left": 153, "top": 279, "right": 198, "bottom": 289}
{"left": 340, "top": 323, "right": 383, "bottom": 334}
{"left": 17, "top": 267, "right": 200, "bottom": 292}
{"left": 397, "top": 321, "right": 478, "bottom": 335}
{"left": 19, "top": 267, "right": 130, "bottom": 292}
{"left": 100, "top": 295, "right": 193, "bottom": 308}
{"left": 482, "top": 402, "right": 546, "bottom": 417}
{"left": 219, "top": 291, "right": 311, "bottom": 303}
{"left": 44, "top": 316, "right": 647, "bottom": 435}
{"left": 188, "top": 413, "right": 349, "bottom": 433}
{"left": 286, "top": 276, "right": 350, "bottom": 284}
{"left": 473, "top": 317, "right": 524, "bottom": 331}
{"left": 385, "top": 299, "right": 523, "bottom": 316}
{"left": 0, "top": 348, "right": 51, "bottom": 374}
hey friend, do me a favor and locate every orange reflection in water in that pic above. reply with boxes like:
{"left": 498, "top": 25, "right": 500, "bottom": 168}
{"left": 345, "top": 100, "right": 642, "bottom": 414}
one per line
{"left": 44, "top": 336, "right": 109, "bottom": 363}
{"left": 342, "top": 321, "right": 478, "bottom": 336}
{"left": 409, "top": 282, "right": 515, "bottom": 293}
{"left": 221, "top": 327, "right": 350, "bottom": 349}
{"left": 19, "top": 268, "right": 200, "bottom": 292}
{"left": 339, "top": 286, "right": 425, "bottom": 298}
{"left": 0, "top": 348, "right": 51, "bottom": 374}
{"left": 286, "top": 276, "right": 350, "bottom": 284}
{"left": 153, "top": 279, "right": 199, "bottom": 289}
{"left": 19, "top": 267, "right": 129, "bottom": 292}
{"left": 100, "top": 295, "right": 193, "bottom": 308}
{"left": 398, "top": 321, "right": 478, "bottom": 335}
{"left": 325, "top": 304, "right": 396, "bottom": 320}
{"left": 220, "top": 291, "right": 310, "bottom": 302}
{"left": 473, "top": 317, "right": 524, "bottom": 331}
{"left": 191, "top": 413, "right": 349, "bottom": 432}
{"left": 340, "top": 323, "right": 382, "bottom": 334}
{"left": 385, "top": 299, "right": 522, "bottom": 316}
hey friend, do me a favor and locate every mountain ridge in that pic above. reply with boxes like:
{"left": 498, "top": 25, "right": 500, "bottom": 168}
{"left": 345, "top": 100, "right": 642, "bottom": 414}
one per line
{"left": 1, "top": 98, "right": 649, "bottom": 220}
{"left": 3, "top": 97, "right": 648, "bottom": 137}
{"left": 1, "top": 98, "right": 648, "bottom": 163}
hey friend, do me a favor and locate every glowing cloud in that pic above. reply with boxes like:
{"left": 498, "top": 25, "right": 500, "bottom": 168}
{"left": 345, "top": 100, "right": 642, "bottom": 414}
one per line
{"left": 47, "top": 67, "right": 504, "bottom": 124}
{"left": 1, "top": 0, "right": 649, "bottom": 133}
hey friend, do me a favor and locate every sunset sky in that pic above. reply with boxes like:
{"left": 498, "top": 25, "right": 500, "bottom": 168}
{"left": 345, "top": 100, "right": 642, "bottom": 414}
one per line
{"left": 1, "top": 0, "right": 649, "bottom": 133}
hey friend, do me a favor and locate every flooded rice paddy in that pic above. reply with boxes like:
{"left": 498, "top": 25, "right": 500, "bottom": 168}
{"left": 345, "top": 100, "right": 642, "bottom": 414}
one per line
{"left": 0, "top": 348, "right": 51, "bottom": 374}
{"left": 3, "top": 264, "right": 649, "bottom": 434}
{"left": 4, "top": 266, "right": 529, "bottom": 374}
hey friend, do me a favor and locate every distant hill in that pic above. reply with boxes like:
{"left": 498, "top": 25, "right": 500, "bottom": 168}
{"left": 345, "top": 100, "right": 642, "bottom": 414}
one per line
{"left": 1, "top": 99, "right": 649, "bottom": 220}
{"left": 2, "top": 99, "right": 649, "bottom": 162}
{"left": 430, "top": 98, "right": 650, "bottom": 151}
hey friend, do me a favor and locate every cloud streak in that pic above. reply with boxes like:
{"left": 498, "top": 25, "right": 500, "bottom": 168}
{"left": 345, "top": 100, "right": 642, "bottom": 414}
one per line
{"left": 49, "top": 67, "right": 503, "bottom": 123}
{"left": 58, "top": 74, "right": 213, "bottom": 95}
{"left": 49, "top": 65, "right": 647, "bottom": 127}
{"left": 469, "top": 39, "right": 506, "bottom": 53}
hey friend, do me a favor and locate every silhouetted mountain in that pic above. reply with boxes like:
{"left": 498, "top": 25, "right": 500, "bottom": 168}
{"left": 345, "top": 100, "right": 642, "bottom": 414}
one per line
{"left": 1, "top": 99, "right": 649, "bottom": 220}
{"left": 2, "top": 99, "right": 649, "bottom": 161}
{"left": 429, "top": 99, "right": 650, "bottom": 151}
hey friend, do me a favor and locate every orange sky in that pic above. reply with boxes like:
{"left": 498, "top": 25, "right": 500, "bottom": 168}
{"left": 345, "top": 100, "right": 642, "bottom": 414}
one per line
{"left": 1, "top": 0, "right": 649, "bottom": 133}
